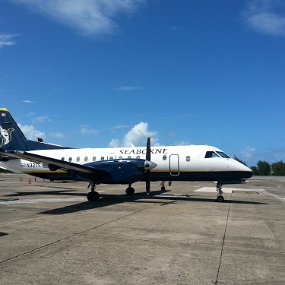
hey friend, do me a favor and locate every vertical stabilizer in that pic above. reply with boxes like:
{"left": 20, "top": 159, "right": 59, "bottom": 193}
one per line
{"left": 0, "top": 108, "right": 71, "bottom": 152}
{"left": 0, "top": 108, "right": 27, "bottom": 151}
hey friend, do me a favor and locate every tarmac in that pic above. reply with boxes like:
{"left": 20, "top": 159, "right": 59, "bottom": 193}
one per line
{"left": 0, "top": 174, "right": 284, "bottom": 285}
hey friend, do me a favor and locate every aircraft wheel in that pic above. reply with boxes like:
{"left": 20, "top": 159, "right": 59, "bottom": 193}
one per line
{"left": 126, "top": 187, "right": 135, "bottom": 196}
{"left": 87, "top": 191, "right": 100, "bottom": 202}
{"left": 216, "top": 195, "right": 225, "bottom": 202}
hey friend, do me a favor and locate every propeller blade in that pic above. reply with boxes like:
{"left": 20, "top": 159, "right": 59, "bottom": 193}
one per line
{"left": 146, "top": 137, "right": 151, "bottom": 161}
{"left": 146, "top": 175, "right": 150, "bottom": 194}
{"left": 146, "top": 137, "right": 151, "bottom": 195}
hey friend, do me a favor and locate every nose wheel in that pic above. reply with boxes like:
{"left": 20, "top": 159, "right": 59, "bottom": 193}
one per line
{"left": 216, "top": 195, "right": 224, "bottom": 202}
{"left": 216, "top": 182, "right": 225, "bottom": 202}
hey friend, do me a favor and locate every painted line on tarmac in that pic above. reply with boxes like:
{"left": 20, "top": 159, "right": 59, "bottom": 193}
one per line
{"left": 194, "top": 188, "right": 284, "bottom": 203}
{"left": 194, "top": 187, "right": 265, "bottom": 194}
{"left": 154, "top": 194, "right": 191, "bottom": 198}
{"left": 194, "top": 187, "right": 233, "bottom": 193}
{"left": 264, "top": 191, "right": 285, "bottom": 203}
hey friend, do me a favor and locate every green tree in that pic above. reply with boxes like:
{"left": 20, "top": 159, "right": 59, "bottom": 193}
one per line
{"left": 271, "top": 161, "right": 285, "bottom": 176}
{"left": 250, "top": 166, "right": 259, "bottom": 175}
{"left": 257, "top": 161, "right": 271, "bottom": 175}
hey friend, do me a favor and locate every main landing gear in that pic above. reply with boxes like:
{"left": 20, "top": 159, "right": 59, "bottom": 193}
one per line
{"left": 126, "top": 184, "right": 135, "bottom": 196}
{"left": 160, "top": 181, "right": 172, "bottom": 191}
{"left": 87, "top": 181, "right": 100, "bottom": 202}
{"left": 216, "top": 182, "right": 225, "bottom": 202}
{"left": 87, "top": 182, "right": 136, "bottom": 202}
{"left": 160, "top": 182, "right": 166, "bottom": 191}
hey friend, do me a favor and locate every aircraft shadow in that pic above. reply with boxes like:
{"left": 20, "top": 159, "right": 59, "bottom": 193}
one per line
{"left": 4, "top": 189, "right": 82, "bottom": 197}
{"left": 39, "top": 190, "right": 173, "bottom": 215}
{"left": 39, "top": 190, "right": 267, "bottom": 215}
{"left": 0, "top": 232, "right": 9, "bottom": 237}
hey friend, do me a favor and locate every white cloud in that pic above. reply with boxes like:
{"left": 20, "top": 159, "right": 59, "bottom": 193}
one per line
{"left": 80, "top": 127, "right": 99, "bottom": 136}
{"left": 111, "top": 124, "right": 129, "bottom": 130}
{"left": 109, "top": 122, "right": 158, "bottom": 147}
{"left": 18, "top": 124, "right": 45, "bottom": 140}
{"left": 175, "top": 141, "right": 191, "bottom": 146}
{"left": 10, "top": 0, "right": 145, "bottom": 36}
{"left": 0, "top": 34, "right": 18, "bottom": 48}
{"left": 34, "top": 116, "right": 52, "bottom": 123}
{"left": 243, "top": 0, "right": 285, "bottom": 37}
{"left": 123, "top": 122, "right": 158, "bottom": 146}
{"left": 109, "top": 138, "right": 121, "bottom": 148}
{"left": 49, "top": 132, "right": 66, "bottom": 139}
{"left": 241, "top": 146, "right": 256, "bottom": 159}
{"left": 22, "top": 99, "right": 35, "bottom": 104}
{"left": 116, "top": 86, "right": 143, "bottom": 92}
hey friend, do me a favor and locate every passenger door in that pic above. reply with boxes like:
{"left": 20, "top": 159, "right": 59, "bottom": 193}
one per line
{"left": 169, "top": 154, "right": 180, "bottom": 176}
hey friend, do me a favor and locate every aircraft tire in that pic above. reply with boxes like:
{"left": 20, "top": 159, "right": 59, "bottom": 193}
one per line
{"left": 126, "top": 187, "right": 135, "bottom": 196}
{"left": 87, "top": 191, "right": 100, "bottom": 202}
{"left": 216, "top": 195, "right": 225, "bottom": 202}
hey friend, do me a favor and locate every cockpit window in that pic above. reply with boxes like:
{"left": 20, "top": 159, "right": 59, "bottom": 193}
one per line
{"left": 205, "top": 151, "right": 219, "bottom": 158}
{"left": 216, "top": 151, "right": 230, "bottom": 158}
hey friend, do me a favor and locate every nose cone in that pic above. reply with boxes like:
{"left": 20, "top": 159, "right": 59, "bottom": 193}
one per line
{"left": 240, "top": 164, "right": 253, "bottom": 178}
{"left": 144, "top": 160, "right": 157, "bottom": 170}
{"left": 233, "top": 160, "right": 253, "bottom": 179}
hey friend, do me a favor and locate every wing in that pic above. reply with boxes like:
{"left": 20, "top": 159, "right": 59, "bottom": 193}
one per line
{"left": 1, "top": 151, "right": 154, "bottom": 184}
{"left": 2, "top": 151, "right": 97, "bottom": 175}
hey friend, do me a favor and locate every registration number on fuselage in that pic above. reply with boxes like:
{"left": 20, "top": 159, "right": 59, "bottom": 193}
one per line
{"left": 24, "top": 162, "right": 43, "bottom": 168}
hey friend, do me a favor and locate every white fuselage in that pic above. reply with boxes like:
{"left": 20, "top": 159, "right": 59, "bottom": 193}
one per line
{"left": 3, "top": 145, "right": 252, "bottom": 182}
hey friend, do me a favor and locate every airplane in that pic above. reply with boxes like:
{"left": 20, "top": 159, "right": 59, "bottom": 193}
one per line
{"left": 0, "top": 107, "right": 253, "bottom": 203}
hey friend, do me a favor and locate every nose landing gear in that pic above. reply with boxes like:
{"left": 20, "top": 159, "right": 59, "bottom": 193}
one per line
{"left": 216, "top": 182, "right": 225, "bottom": 202}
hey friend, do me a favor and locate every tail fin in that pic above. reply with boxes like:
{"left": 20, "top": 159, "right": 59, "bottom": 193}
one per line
{"left": 0, "top": 108, "right": 28, "bottom": 151}
{"left": 0, "top": 108, "right": 70, "bottom": 152}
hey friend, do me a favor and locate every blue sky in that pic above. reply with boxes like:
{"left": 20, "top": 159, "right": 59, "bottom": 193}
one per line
{"left": 1, "top": 0, "right": 285, "bottom": 166}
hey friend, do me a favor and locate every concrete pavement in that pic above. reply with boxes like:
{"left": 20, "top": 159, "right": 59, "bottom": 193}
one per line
{"left": 0, "top": 174, "right": 284, "bottom": 284}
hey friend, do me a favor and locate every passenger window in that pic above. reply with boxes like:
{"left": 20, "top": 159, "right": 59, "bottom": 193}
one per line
{"left": 93, "top": 156, "right": 96, "bottom": 161}
{"left": 205, "top": 151, "right": 219, "bottom": 158}
{"left": 163, "top": 155, "right": 167, "bottom": 161}
{"left": 84, "top": 156, "right": 88, "bottom": 162}
{"left": 136, "top": 156, "right": 140, "bottom": 159}
{"left": 119, "top": 156, "right": 122, "bottom": 159}
{"left": 186, "top": 156, "right": 190, "bottom": 162}
{"left": 69, "top": 157, "right": 72, "bottom": 162}
{"left": 61, "top": 157, "right": 65, "bottom": 161}
{"left": 101, "top": 156, "right": 104, "bottom": 160}
{"left": 76, "top": 157, "right": 80, "bottom": 162}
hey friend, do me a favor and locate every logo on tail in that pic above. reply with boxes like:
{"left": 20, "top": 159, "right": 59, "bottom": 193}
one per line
{"left": 0, "top": 126, "right": 14, "bottom": 147}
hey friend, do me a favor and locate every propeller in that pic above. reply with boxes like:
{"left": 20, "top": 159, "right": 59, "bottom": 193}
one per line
{"left": 145, "top": 137, "right": 151, "bottom": 195}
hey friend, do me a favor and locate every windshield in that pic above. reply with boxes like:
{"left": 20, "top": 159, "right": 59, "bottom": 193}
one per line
{"left": 205, "top": 151, "right": 219, "bottom": 158}
{"left": 216, "top": 151, "right": 230, "bottom": 158}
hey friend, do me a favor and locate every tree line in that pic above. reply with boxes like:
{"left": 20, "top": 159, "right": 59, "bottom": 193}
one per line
{"left": 251, "top": 161, "right": 285, "bottom": 176}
